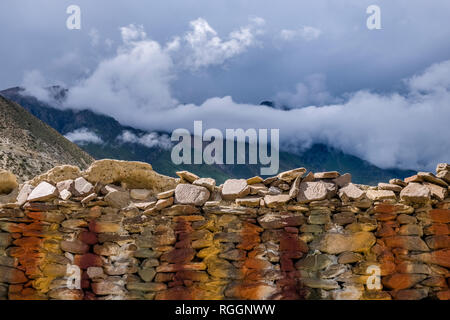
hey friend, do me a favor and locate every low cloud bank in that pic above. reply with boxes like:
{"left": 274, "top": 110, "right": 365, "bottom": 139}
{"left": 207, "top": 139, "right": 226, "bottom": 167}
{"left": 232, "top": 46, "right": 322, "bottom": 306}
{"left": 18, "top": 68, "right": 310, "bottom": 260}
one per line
{"left": 64, "top": 128, "right": 103, "bottom": 145}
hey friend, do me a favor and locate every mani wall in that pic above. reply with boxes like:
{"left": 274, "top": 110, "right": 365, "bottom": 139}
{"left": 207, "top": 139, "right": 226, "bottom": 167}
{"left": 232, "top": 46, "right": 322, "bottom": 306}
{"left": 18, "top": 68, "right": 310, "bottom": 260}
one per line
{"left": 0, "top": 160, "right": 449, "bottom": 300}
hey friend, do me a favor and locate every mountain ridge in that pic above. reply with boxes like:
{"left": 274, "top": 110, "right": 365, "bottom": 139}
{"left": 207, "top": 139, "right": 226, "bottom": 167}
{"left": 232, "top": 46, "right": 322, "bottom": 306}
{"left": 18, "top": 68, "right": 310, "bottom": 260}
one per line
{"left": 0, "top": 94, "right": 94, "bottom": 182}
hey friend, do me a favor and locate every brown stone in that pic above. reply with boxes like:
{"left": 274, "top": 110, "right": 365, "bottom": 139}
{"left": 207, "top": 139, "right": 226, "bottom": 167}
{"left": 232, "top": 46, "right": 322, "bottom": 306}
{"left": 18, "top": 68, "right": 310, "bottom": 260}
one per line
{"left": 89, "top": 220, "right": 121, "bottom": 233}
{"left": 258, "top": 213, "right": 305, "bottom": 229}
{"left": 60, "top": 240, "right": 89, "bottom": 254}
{"left": 74, "top": 253, "right": 103, "bottom": 269}
{"left": 314, "top": 171, "right": 340, "bottom": 179}
{"left": 104, "top": 190, "right": 130, "bottom": 209}
{"left": 176, "top": 171, "right": 199, "bottom": 183}
{"left": 48, "top": 288, "right": 83, "bottom": 300}
{"left": 278, "top": 168, "right": 306, "bottom": 182}
{"left": 92, "top": 281, "right": 126, "bottom": 295}
{"left": 161, "top": 248, "right": 196, "bottom": 264}
{"left": 311, "top": 232, "right": 376, "bottom": 254}
{"left": 407, "top": 249, "right": 450, "bottom": 268}
{"left": 384, "top": 236, "right": 429, "bottom": 251}
{"left": 425, "top": 235, "right": 450, "bottom": 250}
{"left": 377, "top": 183, "right": 402, "bottom": 192}
{"left": 236, "top": 197, "right": 261, "bottom": 207}
{"left": 263, "top": 194, "right": 291, "bottom": 208}
{"left": 0, "top": 266, "right": 27, "bottom": 283}
{"left": 0, "top": 170, "right": 18, "bottom": 194}
{"left": 382, "top": 273, "right": 427, "bottom": 290}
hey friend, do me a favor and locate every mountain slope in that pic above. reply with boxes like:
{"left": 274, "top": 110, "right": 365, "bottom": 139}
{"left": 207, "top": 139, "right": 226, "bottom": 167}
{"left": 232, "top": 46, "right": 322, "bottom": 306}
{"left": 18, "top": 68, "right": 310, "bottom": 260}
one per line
{"left": 0, "top": 95, "right": 93, "bottom": 181}
{"left": 0, "top": 87, "right": 415, "bottom": 184}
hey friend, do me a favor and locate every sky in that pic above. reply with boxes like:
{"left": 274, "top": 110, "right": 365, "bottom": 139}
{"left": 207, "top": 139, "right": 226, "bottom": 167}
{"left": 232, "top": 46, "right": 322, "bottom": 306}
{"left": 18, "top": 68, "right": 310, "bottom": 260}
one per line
{"left": 1, "top": 0, "right": 450, "bottom": 171}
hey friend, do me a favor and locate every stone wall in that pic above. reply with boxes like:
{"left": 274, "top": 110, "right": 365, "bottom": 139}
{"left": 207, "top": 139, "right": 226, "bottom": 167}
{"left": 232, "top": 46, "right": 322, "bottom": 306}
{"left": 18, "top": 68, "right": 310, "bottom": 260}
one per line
{"left": 0, "top": 159, "right": 449, "bottom": 300}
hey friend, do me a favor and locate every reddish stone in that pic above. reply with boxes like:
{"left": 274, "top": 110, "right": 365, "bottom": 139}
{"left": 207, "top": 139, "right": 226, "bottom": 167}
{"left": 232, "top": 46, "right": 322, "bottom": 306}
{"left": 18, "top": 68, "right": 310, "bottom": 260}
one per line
{"left": 424, "top": 223, "right": 449, "bottom": 235}
{"left": 280, "top": 255, "right": 295, "bottom": 272}
{"left": 161, "top": 248, "right": 196, "bottom": 264}
{"left": 241, "top": 222, "right": 264, "bottom": 234}
{"left": 0, "top": 266, "right": 28, "bottom": 284}
{"left": 429, "top": 209, "right": 450, "bottom": 223}
{"left": 375, "top": 213, "right": 397, "bottom": 221}
{"left": 13, "top": 237, "right": 42, "bottom": 248}
{"left": 284, "top": 227, "right": 298, "bottom": 234}
{"left": 376, "top": 224, "right": 396, "bottom": 237}
{"left": 236, "top": 234, "right": 260, "bottom": 250}
{"left": 437, "top": 290, "right": 450, "bottom": 300}
{"left": 382, "top": 273, "right": 426, "bottom": 290}
{"left": 174, "top": 239, "right": 191, "bottom": 248}
{"left": 430, "top": 249, "right": 450, "bottom": 268}
{"left": 426, "top": 235, "right": 450, "bottom": 250}
{"left": 78, "top": 231, "right": 98, "bottom": 245}
{"left": 174, "top": 271, "right": 209, "bottom": 282}
{"left": 168, "top": 280, "right": 184, "bottom": 287}
{"left": 279, "top": 233, "right": 308, "bottom": 253}
{"left": 244, "top": 258, "right": 273, "bottom": 270}
{"left": 74, "top": 253, "right": 103, "bottom": 269}
{"left": 373, "top": 204, "right": 408, "bottom": 214}
{"left": 391, "top": 289, "right": 427, "bottom": 300}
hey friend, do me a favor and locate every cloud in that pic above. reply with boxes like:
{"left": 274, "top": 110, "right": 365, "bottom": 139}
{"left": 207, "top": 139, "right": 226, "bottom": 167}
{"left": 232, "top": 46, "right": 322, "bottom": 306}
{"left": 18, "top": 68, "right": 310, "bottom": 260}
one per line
{"left": 42, "top": 21, "right": 450, "bottom": 172}
{"left": 64, "top": 24, "right": 178, "bottom": 127}
{"left": 65, "top": 128, "right": 103, "bottom": 144}
{"left": 112, "top": 59, "right": 449, "bottom": 172}
{"left": 407, "top": 59, "right": 450, "bottom": 93}
{"left": 179, "top": 17, "right": 265, "bottom": 69}
{"left": 88, "top": 28, "right": 100, "bottom": 47}
{"left": 21, "top": 70, "right": 52, "bottom": 102}
{"left": 280, "top": 26, "right": 322, "bottom": 41}
{"left": 117, "top": 130, "right": 172, "bottom": 149}
{"left": 274, "top": 73, "right": 337, "bottom": 108}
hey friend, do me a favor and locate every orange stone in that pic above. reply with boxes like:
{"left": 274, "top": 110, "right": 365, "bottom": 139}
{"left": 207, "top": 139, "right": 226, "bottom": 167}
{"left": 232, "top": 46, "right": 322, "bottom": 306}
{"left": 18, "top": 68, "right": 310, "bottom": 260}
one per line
{"left": 429, "top": 209, "right": 450, "bottom": 223}
{"left": 437, "top": 290, "right": 450, "bottom": 300}
{"left": 382, "top": 273, "right": 426, "bottom": 290}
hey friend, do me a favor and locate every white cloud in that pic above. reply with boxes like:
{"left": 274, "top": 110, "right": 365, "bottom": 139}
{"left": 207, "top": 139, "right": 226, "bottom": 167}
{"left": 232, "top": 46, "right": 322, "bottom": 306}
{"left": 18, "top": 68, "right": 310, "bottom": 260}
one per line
{"left": 118, "top": 130, "right": 172, "bottom": 149}
{"left": 65, "top": 128, "right": 103, "bottom": 144}
{"left": 180, "top": 17, "right": 265, "bottom": 69}
{"left": 407, "top": 59, "right": 450, "bottom": 93}
{"left": 64, "top": 24, "right": 178, "bottom": 127}
{"left": 120, "top": 24, "right": 147, "bottom": 44}
{"left": 280, "top": 26, "right": 322, "bottom": 41}
{"left": 21, "top": 70, "right": 52, "bottom": 102}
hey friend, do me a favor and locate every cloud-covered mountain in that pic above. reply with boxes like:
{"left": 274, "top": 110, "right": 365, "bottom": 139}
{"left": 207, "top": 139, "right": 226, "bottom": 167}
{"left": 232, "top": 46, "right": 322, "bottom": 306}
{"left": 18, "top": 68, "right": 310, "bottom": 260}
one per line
{"left": 1, "top": 87, "right": 415, "bottom": 184}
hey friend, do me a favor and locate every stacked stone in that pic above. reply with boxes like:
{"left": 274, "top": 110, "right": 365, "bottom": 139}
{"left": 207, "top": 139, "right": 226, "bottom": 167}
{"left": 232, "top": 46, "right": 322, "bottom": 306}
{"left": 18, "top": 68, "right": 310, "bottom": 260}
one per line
{"left": 0, "top": 160, "right": 449, "bottom": 300}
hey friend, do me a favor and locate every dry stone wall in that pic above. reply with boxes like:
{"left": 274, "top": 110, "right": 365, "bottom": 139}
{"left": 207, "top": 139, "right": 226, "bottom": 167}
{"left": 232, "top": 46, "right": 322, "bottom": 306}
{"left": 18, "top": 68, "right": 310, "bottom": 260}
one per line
{"left": 0, "top": 160, "right": 449, "bottom": 300}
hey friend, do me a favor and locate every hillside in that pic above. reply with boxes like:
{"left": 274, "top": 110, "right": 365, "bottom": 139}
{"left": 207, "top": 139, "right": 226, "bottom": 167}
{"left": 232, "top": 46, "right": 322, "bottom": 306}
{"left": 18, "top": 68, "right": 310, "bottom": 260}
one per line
{"left": 0, "top": 87, "right": 415, "bottom": 184}
{"left": 0, "top": 95, "right": 93, "bottom": 181}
